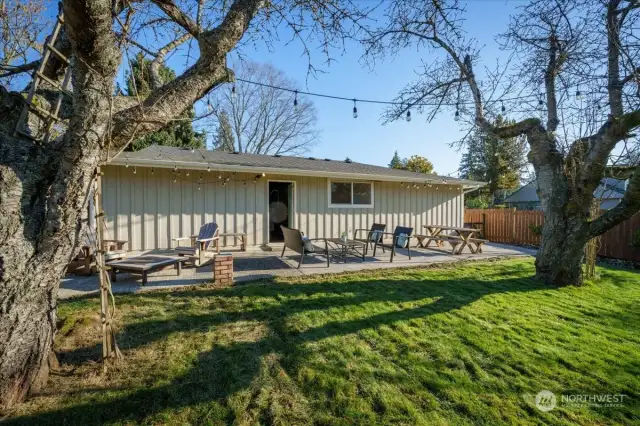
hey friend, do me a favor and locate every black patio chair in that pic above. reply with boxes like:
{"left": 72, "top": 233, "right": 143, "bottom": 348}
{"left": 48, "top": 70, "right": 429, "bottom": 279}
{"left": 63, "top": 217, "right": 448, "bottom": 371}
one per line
{"left": 372, "top": 226, "right": 414, "bottom": 262}
{"left": 281, "top": 226, "right": 330, "bottom": 268}
{"left": 353, "top": 223, "right": 386, "bottom": 255}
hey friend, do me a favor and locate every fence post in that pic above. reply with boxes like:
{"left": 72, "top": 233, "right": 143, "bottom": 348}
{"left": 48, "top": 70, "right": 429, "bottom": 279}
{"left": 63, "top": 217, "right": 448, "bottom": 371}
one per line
{"left": 511, "top": 208, "right": 516, "bottom": 244}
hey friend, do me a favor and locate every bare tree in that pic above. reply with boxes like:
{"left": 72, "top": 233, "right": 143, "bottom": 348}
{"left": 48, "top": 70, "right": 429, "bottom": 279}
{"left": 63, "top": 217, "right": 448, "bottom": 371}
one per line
{"left": 365, "top": 0, "right": 640, "bottom": 286}
{"left": 0, "top": 0, "right": 48, "bottom": 89}
{"left": 0, "top": 0, "right": 370, "bottom": 409}
{"left": 208, "top": 61, "right": 320, "bottom": 155}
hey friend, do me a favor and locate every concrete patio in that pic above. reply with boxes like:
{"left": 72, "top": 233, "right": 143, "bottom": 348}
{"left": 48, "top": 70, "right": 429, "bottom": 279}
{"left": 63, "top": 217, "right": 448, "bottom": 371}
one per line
{"left": 59, "top": 242, "right": 536, "bottom": 299}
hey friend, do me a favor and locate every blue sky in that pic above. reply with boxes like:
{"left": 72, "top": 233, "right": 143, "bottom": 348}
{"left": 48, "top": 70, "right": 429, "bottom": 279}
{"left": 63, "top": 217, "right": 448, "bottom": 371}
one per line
{"left": 32, "top": 0, "right": 519, "bottom": 176}
{"left": 201, "top": 0, "right": 520, "bottom": 176}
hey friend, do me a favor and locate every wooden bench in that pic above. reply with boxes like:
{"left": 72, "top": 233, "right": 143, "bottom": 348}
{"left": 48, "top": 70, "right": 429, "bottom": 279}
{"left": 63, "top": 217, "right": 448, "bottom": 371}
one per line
{"left": 219, "top": 232, "right": 247, "bottom": 251}
{"left": 416, "top": 234, "right": 463, "bottom": 254}
{"left": 468, "top": 238, "right": 488, "bottom": 253}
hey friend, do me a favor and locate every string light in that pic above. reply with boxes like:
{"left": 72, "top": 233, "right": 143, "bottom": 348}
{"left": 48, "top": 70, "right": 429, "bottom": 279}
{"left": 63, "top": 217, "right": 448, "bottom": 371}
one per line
{"left": 235, "top": 77, "right": 554, "bottom": 108}
{"left": 501, "top": 101, "right": 506, "bottom": 113}
{"left": 133, "top": 166, "right": 137, "bottom": 174}
{"left": 352, "top": 99, "right": 358, "bottom": 119}
{"left": 190, "top": 147, "right": 195, "bottom": 153}
{"left": 576, "top": 89, "right": 583, "bottom": 100}
{"left": 231, "top": 85, "right": 236, "bottom": 99}
{"left": 173, "top": 176, "right": 177, "bottom": 183}
{"left": 207, "top": 99, "right": 213, "bottom": 113}
{"left": 151, "top": 167, "right": 154, "bottom": 175}
{"left": 538, "top": 99, "right": 544, "bottom": 111}
{"left": 186, "top": 171, "right": 190, "bottom": 177}
{"left": 293, "top": 90, "right": 298, "bottom": 110}
{"left": 125, "top": 162, "right": 129, "bottom": 168}
{"left": 207, "top": 164, "right": 211, "bottom": 172}
{"left": 406, "top": 110, "right": 411, "bottom": 122}
{"left": 454, "top": 110, "right": 460, "bottom": 121}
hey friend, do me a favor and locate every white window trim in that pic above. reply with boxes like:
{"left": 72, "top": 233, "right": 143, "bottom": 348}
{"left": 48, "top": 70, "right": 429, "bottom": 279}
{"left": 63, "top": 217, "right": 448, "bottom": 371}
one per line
{"left": 328, "top": 180, "right": 374, "bottom": 208}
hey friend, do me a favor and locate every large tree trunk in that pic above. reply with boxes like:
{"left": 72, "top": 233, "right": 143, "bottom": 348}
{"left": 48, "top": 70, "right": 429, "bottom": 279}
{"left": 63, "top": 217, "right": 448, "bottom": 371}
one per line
{"left": 0, "top": 0, "right": 118, "bottom": 410}
{"left": 535, "top": 214, "right": 589, "bottom": 285}
{"left": 528, "top": 131, "right": 592, "bottom": 286}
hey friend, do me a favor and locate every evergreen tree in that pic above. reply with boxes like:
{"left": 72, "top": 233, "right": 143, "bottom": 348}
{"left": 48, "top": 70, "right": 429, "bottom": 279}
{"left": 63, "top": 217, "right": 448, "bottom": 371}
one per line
{"left": 389, "top": 150, "right": 403, "bottom": 169}
{"left": 213, "top": 110, "right": 235, "bottom": 151}
{"left": 125, "top": 53, "right": 206, "bottom": 151}
{"left": 459, "top": 115, "right": 527, "bottom": 206}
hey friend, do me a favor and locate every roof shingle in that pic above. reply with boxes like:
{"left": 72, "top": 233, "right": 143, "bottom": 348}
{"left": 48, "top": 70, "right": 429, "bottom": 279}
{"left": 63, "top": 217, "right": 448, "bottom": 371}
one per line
{"left": 111, "top": 145, "right": 484, "bottom": 186}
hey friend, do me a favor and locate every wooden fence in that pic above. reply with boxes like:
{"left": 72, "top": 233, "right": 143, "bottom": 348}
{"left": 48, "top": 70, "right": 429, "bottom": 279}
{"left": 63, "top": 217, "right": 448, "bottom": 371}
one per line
{"left": 465, "top": 208, "right": 640, "bottom": 262}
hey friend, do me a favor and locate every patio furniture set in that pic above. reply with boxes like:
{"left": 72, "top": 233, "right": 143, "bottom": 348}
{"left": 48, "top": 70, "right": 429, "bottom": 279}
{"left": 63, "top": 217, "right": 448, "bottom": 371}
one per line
{"left": 281, "top": 222, "right": 487, "bottom": 268}
{"left": 73, "top": 220, "right": 486, "bottom": 284}
{"left": 95, "top": 222, "right": 248, "bottom": 285}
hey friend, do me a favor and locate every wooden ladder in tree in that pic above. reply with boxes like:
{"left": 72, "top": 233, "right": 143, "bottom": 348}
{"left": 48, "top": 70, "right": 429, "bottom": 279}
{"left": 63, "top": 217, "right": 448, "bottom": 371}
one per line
{"left": 14, "top": 5, "right": 71, "bottom": 143}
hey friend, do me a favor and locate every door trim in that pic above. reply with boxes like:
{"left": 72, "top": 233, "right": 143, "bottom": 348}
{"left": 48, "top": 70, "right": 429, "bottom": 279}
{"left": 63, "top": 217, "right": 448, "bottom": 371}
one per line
{"left": 267, "top": 180, "right": 296, "bottom": 242}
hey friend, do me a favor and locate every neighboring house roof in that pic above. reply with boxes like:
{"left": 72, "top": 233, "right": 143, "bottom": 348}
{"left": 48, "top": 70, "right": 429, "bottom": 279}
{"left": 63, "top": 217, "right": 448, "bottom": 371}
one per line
{"left": 110, "top": 145, "right": 485, "bottom": 187}
{"left": 502, "top": 182, "right": 539, "bottom": 204}
{"left": 503, "top": 179, "right": 626, "bottom": 204}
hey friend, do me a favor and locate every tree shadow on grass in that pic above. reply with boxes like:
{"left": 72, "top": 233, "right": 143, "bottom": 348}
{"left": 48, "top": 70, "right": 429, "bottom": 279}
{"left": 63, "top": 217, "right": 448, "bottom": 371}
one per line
{"left": 8, "top": 267, "right": 548, "bottom": 425}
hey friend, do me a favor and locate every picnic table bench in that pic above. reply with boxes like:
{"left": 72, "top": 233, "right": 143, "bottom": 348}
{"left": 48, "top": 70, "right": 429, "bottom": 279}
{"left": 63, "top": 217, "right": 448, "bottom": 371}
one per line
{"left": 420, "top": 225, "right": 487, "bottom": 254}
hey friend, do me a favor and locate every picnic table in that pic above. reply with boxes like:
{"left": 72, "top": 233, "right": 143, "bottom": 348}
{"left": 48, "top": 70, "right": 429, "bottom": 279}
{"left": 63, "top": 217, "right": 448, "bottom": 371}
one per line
{"left": 418, "top": 225, "right": 485, "bottom": 254}
{"left": 107, "top": 255, "right": 187, "bottom": 286}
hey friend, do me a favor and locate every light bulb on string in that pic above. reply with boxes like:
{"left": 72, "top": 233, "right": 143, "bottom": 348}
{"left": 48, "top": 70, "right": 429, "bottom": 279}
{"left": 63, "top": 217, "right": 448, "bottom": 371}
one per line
{"left": 293, "top": 90, "right": 298, "bottom": 110}
{"left": 207, "top": 164, "right": 211, "bottom": 172}
{"left": 454, "top": 110, "right": 460, "bottom": 121}
{"left": 352, "top": 99, "right": 358, "bottom": 119}
{"left": 231, "top": 85, "right": 236, "bottom": 99}
{"left": 576, "top": 89, "right": 583, "bottom": 101}
{"left": 125, "top": 162, "right": 129, "bottom": 168}
{"left": 538, "top": 99, "right": 544, "bottom": 111}
{"left": 406, "top": 110, "right": 411, "bottom": 122}
{"left": 207, "top": 99, "right": 213, "bottom": 113}
{"left": 198, "top": 184, "right": 201, "bottom": 191}
{"left": 151, "top": 167, "right": 154, "bottom": 175}
{"left": 173, "top": 176, "right": 177, "bottom": 183}
{"left": 501, "top": 101, "right": 506, "bottom": 113}
{"left": 218, "top": 173, "right": 222, "bottom": 180}
{"left": 133, "top": 166, "right": 137, "bottom": 175}
{"left": 186, "top": 171, "right": 190, "bottom": 177}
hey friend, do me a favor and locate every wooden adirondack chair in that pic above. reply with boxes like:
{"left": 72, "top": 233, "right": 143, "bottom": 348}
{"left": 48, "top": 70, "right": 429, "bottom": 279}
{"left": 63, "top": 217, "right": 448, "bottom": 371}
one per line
{"left": 173, "top": 222, "right": 220, "bottom": 266}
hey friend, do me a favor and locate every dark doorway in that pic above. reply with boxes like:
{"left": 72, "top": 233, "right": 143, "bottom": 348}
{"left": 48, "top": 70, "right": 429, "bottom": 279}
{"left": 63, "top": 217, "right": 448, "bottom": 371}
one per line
{"left": 268, "top": 181, "right": 294, "bottom": 243}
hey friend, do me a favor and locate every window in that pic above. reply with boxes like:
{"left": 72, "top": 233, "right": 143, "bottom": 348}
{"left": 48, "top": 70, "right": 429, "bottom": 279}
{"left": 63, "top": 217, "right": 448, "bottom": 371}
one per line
{"left": 329, "top": 181, "right": 374, "bottom": 208}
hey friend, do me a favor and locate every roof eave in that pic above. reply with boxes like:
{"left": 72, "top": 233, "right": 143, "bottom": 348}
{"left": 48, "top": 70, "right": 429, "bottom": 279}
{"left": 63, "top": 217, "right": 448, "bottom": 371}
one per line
{"left": 109, "top": 157, "right": 486, "bottom": 188}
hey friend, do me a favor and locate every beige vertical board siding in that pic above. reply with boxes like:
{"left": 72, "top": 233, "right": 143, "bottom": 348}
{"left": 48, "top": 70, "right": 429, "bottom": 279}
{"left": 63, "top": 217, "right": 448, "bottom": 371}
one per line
{"left": 102, "top": 166, "right": 117, "bottom": 241}
{"left": 169, "top": 170, "right": 180, "bottom": 247}
{"left": 157, "top": 169, "right": 170, "bottom": 249}
{"left": 102, "top": 166, "right": 465, "bottom": 249}
{"left": 144, "top": 168, "right": 156, "bottom": 250}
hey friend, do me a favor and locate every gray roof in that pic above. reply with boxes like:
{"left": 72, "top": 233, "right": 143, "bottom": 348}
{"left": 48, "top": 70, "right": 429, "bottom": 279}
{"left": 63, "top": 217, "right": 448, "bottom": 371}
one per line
{"left": 504, "top": 179, "right": 626, "bottom": 204}
{"left": 111, "top": 145, "right": 484, "bottom": 187}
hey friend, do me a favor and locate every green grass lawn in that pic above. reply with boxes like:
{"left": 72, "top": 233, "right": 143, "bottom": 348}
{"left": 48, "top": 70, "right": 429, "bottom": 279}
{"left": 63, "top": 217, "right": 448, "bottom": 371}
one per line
{"left": 4, "top": 259, "right": 639, "bottom": 425}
